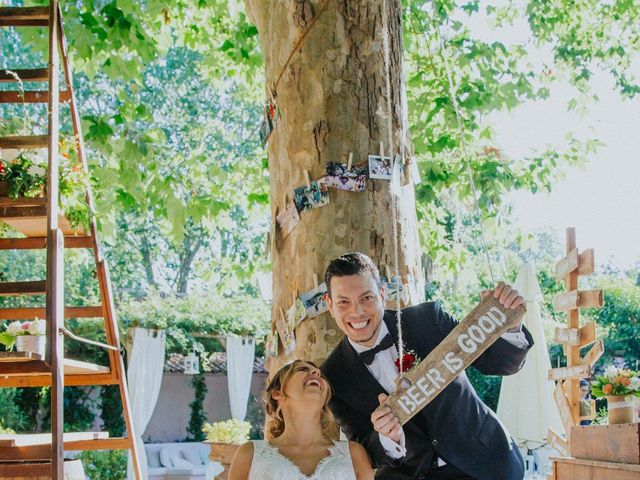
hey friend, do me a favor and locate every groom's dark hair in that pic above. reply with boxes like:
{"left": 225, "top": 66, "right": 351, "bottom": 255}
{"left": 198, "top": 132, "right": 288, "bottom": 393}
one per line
{"left": 325, "top": 252, "right": 381, "bottom": 298}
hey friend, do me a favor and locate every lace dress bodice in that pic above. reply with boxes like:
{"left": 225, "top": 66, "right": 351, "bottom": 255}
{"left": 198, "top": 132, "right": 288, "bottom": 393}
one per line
{"left": 248, "top": 440, "right": 356, "bottom": 480}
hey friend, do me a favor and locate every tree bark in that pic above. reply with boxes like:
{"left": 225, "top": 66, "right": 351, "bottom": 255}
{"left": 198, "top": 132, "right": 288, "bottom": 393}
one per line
{"left": 246, "top": 0, "right": 425, "bottom": 370}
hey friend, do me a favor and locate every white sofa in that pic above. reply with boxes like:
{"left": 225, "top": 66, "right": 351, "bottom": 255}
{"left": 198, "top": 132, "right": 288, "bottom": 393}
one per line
{"left": 145, "top": 442, "right": 223, "bottom": 480}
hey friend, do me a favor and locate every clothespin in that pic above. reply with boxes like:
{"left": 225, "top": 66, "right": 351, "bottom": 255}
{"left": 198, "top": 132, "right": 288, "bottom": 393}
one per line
{"left": 293, "top": 290, "right": 297, "bottom": 305}
{"left": 385, "top": 265, "right": 392, "bottom": 281}
{"left": 279, "top": 307, "right": 287, "bottom": 323}
{"left": 347, "top": 152, "right": 353, "bottom": 171}
{"left": 313, "top": 273, "right": 319, "bottom": 289}
{"left": 267, "top": 84, "right": 276, "bottom": 104}
{"left": 304, "top": 170, "right": 311, "bottom": 188}
{"left": 379, "top": 141, "right": 385, "bottom": 160}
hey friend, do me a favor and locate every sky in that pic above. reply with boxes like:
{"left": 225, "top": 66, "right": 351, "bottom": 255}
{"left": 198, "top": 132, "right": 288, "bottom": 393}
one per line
{"left": 467, "top": 5, "right": 640, "bottom": 271}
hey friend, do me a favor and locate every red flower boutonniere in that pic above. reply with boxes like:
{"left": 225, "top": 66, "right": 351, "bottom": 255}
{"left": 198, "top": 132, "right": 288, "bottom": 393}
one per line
{"left": 395, "top": 353, "right": 416, "bottom": 373}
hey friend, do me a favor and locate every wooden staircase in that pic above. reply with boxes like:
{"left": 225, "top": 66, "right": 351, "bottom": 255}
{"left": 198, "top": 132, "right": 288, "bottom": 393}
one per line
{"left": 0, "top": 3, "right": 142, "bottom": 479}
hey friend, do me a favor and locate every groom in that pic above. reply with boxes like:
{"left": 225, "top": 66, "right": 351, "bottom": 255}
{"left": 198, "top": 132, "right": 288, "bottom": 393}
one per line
{"left": 321, "top": 253, "right": 533, "bottom": 480}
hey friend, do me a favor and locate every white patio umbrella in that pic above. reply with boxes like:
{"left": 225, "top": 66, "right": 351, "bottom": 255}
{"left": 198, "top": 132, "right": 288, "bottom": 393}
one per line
{"left": 497, "top": 263, "right": 564, "bottom": 449}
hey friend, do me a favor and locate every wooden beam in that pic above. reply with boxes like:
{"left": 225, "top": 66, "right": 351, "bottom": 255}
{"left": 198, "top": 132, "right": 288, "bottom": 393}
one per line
{"left": 0, "top": 431, "right": 108, "bottom": 448}
{"left": 578, "top": 322, "right": 597, "bottom": 348}
{"left": 0, "top": 134, "right": 48, "bottom": 148}
{"left": 0, "top": 68, "right": 48, "bottom": 83}
{"left": 383, "top": 296, "right": 526, "bottom": 424}
{"left": 579, "top": 399, "right": 596, "bottom": 421}
{"left": 578, "top": 249, "right": 595, "bottom": 276}
{"left": 0, "top": 236, "right": 92, "bottom": 250}
{"left": 0, "top": 437, "right": 129, "bottom": 462}
{"left": 0, "top": 90, "right": 70, "bottom": 103}
{"left": 0, "top": 7, "right": 49, "bottom": 27}
{"left": 0, "top": 197, "right": 47, "bottom": 207}
{"left": 581, "top": 340, "right": 604, "bottom": 367}
{"left": 0, "top": 205, "right": 47, "bottom": 219}
{"left": 553, "top": 381, "right": 577, "bottom": 438}
{"left": 0, "top": 351, "right": 43, "bottom": 362}
{"left": 0, "top": 462, "right": 51, "bottom": 476}
{"left": 553, "top": 289, "right": 604, "bottom": 312}
{"left": 555, "top": 248, "right": 578, "bottom": 280}
{"left": 547, "top": 427, "right": 569, "bottom": 456}
{"left": 0, "top": 305, "right": 103, "bottom": 320}
{"left": 548, "top": 364, "right": 591, "bottom": 381}
{"left": 0, "top": 280, "right": 46, "bottom": 296}
{"left": 0, "top": 372, "right": 117, "bottom": 388}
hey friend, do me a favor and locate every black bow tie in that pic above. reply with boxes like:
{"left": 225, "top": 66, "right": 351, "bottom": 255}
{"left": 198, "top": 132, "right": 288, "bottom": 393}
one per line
{"left": 359, "top": 334, "right": 395, "bottom": 365}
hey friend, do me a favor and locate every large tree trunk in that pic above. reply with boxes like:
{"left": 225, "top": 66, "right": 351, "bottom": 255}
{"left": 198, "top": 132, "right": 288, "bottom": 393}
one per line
{"left": 246, "top": 0, "right": 425, "bottom": 370}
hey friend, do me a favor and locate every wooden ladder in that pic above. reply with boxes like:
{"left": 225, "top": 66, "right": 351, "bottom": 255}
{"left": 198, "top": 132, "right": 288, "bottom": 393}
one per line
{"left": 0, "top": 3, "right": 142, "bottom": 479}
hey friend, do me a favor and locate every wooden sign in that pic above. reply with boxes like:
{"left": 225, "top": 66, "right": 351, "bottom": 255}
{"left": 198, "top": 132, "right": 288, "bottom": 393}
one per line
{"left": 581, "top": 340, "right": 604, "bottom": 367}
{"left": 577, "top": 249, "right": 595, "bottom": 276}
{"left": 553, "top": 290, "right": 603, "bottom": 312}
{"left": 382, "top": 296, "right": 525, "bottom": 425}
{"left": 548, "top": 427, "right": 569, "bottom": 456}
{"left": 578, "top": 322, "right": 597, "bottom": 348}
{"left": 555, "top": 327, "right": 580, "bottom": 345}
{"left": 555, "top": 248, "right": 578, "bottom": 280}
{"left": 548, "top": 364, "right": 591, "bottom": 381}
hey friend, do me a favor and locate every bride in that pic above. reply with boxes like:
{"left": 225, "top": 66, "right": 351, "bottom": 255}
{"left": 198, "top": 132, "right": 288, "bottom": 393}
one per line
{"left": 229, "top": 360, "right": 374, "bottom": 479}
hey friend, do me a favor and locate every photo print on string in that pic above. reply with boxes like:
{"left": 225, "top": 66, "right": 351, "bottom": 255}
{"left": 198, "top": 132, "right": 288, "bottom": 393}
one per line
{"left": 325, "top": 161, "right": 368, "bottom": 192}
{"left": 275, "top": 314, "right": 296, "bottom": 356}
{"left": 382, "top": 275, "right": 409, "bottom": 303}
{"left": 286, "top": 298, "right": 307, "bottom": 330}
{"left": 259, "top": 98, "right": 280, "bottom": 147}
{"left": 276, "top": 199, "right": 300, "bottom": 239}
{"left": 368, "top": 154, "right": 393, "bottom": 180}
{"left": 293, "top": 178, "right": 330, "bottom": 213}
{"left": 265, "top": 331, "right": 279, "bottom": 359}
{"left": 300, "top": 282, "right": 329, "bottom": 318}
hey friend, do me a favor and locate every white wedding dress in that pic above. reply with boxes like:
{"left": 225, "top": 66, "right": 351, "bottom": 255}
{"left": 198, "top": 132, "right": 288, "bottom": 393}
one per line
{"left": 248, "top": 440, "right": 356, "bottom": 480}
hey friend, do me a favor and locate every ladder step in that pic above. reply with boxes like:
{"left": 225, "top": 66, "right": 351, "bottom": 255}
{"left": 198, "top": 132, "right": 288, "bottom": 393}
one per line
{"left": 0, "top": 236, "right": 93, "bottom": 250}
{"left": 0, "top": 68, "right": 49, "bottom": 83}
{"left": 0, "top": 207, "right": 85, "bottom": 237}
{"left": 0, "top": 280, "right": 46, "bottom": 296}
{"left": 0, "top": 134, "right": 48, "bottom": 149}
{"left": 0, "top": 305, "right": 103, "bottom": 320}
{"left": 0, "top": 7, "right": 49, "bottom": 27}
{"left": 0, "top": 89, "right": 71, "bottom": 103}
{"left": 0, "top": 371, "right": 118, "bottom": 388}
{"left": 0, "top": 462, "right": 51, "bottom": 477}
{"left": 0, "top": 437, "right": 131, "bottom": 462}
{"left": 0, "top": 196, "right": 47, "bottom": 208}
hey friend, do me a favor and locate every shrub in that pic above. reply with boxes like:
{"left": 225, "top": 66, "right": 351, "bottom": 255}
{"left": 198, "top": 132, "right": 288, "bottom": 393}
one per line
{"left": 78, "top": 450, "right": 127, "bottom": 480}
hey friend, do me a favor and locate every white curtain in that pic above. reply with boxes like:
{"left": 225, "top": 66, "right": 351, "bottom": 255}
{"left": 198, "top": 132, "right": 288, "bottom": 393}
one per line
{"left": 127, "top": 328, "right": 166, "bottom": 480}
{"left": 226, "top": 336, "right": 255, "bottom": 420}
{"left": 497, "top": 263, "right": 564, "bottom": 448}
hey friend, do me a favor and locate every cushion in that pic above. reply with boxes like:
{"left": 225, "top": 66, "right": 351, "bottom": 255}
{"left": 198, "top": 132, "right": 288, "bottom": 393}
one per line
{"left": 147, "top": 449, "right": 161, "bottom": 468}
{"left": 159, "top": 448, "right": 173, "bottom": 468}
{"left": 199, "top": 447, "right": 209, "bottom": 465}
{"left": 181, "top": 448, "right": 203, "bottom": 466}
{"left": 170, "top": 453, "right": 192, "bottom": 469}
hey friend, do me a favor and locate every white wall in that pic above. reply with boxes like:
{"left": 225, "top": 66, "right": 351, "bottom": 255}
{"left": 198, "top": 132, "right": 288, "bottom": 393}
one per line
{"left": 143, "top": 372, "right": 267, "bottom": 443}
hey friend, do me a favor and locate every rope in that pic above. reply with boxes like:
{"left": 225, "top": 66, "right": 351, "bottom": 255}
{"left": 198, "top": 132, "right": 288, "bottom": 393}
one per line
{"left": 381, "top": 0, "right": 404, "bottom": 372}
{"left": 427, "top": 0, "right": 498, "bottom": 285}
{"left": 59, "top": 326, "right": 119, "bottom": 351}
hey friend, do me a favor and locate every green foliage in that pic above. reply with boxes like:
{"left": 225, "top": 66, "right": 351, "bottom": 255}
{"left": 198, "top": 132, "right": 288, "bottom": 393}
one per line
{"left": 78, "top": 450, "right": 128, "bottom": 480}
{"left": 100, "top": 386, "right": 126, "bottom": 438}
{"left": 0, "top": 389, "right": 27, "bottom": 432}
{"left": 186, "top": 373, "right": 207, "bottom": 441}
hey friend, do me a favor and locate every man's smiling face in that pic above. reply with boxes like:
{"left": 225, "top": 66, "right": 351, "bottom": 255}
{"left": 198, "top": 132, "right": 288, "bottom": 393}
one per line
{"left": 327, "top": 271, "right": 385, "bottom": 348}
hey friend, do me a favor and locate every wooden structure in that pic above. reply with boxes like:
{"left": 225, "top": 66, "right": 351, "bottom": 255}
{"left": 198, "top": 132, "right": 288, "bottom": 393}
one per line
{"left": 384, "top": 295, "right": 526, "bottom": 425}
{"left": 0, "top": 3, "right": 141, "bottom": 479}
{"left": 546, "top": 229, "right": 640, "bottom": 479}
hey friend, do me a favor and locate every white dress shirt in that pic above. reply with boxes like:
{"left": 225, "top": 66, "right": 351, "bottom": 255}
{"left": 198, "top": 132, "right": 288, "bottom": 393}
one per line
{"left": 349, "top": 318, "right": 529, "bottom": 461}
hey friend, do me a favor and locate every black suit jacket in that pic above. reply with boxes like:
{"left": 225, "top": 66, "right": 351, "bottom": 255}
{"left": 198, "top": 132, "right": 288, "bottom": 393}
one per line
{"left": 321, "top": 301, "right": 533, "bottom": 480}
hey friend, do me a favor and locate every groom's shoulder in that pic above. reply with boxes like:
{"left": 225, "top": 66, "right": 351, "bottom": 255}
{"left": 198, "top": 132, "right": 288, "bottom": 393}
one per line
{"left": 320, "top": 340, "right": 346, "bottom": 378}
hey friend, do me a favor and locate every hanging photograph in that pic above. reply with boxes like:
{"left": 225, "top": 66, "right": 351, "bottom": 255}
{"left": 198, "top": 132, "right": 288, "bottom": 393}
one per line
{"left": 276, "top": 199, "right": 300, "bottom": 239}
{"left": 368, "top": 154, "right": 393, "bottom": 180}
{"left": 325, "top": 162, "right": 368, "bottom": 192}
{"left": 286, "top": 298, "right": 307, "bottom": 330}
{"left": 265, "top": 331, "right": 279, "bottom": 358}
{"left": 293, "top": 178, "right": 330, "bottom": 213}
{"left": 300, "top": 282, "right": 329, "bottom": 318}
{"left": 275, "top": 317, "right": 296, "bottom": 356}
{"left": 259, "top": 99, "right": 280, "bottom": 147}
{"left": 382, "top": 275, "right": 408, "bottom": 303}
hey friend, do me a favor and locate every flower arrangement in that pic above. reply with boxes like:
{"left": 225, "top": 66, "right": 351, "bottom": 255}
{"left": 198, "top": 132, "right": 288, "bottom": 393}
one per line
{"left": 202, "top": 419, "right": 251, "bottom": 444}
{"left": 0, "top": 139, "right": 92, "bottom": 230}
{"left": 0, "top": 318, "right": 46, "bottom": 350}
{"left": 590, "top": 366, "right": 640, "bottom": 398}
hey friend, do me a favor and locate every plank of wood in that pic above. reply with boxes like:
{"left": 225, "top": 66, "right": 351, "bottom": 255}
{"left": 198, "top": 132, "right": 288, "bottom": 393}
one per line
{"left": 0, "top": 437, "right": 129, "bottom": 462}
{"left": 0, "top": 305, "right": 103, "bottom": 320}
{"left": 0, "top": 351, "right": 43, "bottom": 362}
{"left": 383, "top": 296, "right": 526, "bottom": 424}
{"left": 0, "top": 90, "right": 70, "bottom": 103}
{"left": 1, "top": 213, "right": 84, "bottom": 237}
{"left": 0, "top": 7, "right": 49, "bottom": 27}
{"left": 578, "top": 322, "right": 597, "bottom": 348}
{"left": 0, "top": 280, "right": 46, "bottom": 296}
{"left": 547, "top": 427, "right": 569, "bottom": 456}
{"left": 553, "top": 456, "right": 640, "bottom": 480}
{"left": 548, "top": 364, "right": 591, "bottom": 381}
{"left": 0, "top": 134, "right": 48, "bottom": 148}
{"left": 0, "top": 236, "right": 92, "bottom": 250}
{"left": 553, "top": 290, "right": 604, "bottom": 312}
{"left": 62, "top": 358, "right": 110, "bottom": 375}
{"left": 555, "top": 248, "right": 578, "bottom": 280}
{"left": 0, "top": 372, "right": 117, "bottom": 388}
{"left": 581, "top": 340, "right": 604, "bottom": 367}
{"left": 555, "top": 327, "right": 580, "bottom": 345}
{"left": 579, "top": 399, "right": 596, "bottom": 421}
{"left": 570, "top": 422, "right": 640, "bottom": 464}
{"left": 0, "top": 431, "right": 108, "bottom": 447}
{"left": 578, "top": 249, "right": 595, "bottom": 276}
{"left": 0, "top": 205, "right": 47, "bottom": 219}
{"left": 0, "top": 461, "right": 52, "bottom": 476}
{"left": 554, "top": 381, "right": 576, "bottom": 437}
{"left": 0, "top": 196, "right": 47, "bottom": 207}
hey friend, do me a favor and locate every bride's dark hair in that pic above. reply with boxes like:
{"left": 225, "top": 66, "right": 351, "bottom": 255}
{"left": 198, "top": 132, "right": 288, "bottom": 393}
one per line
{"left": 264, "top": 360, "right": 339, "bottom": 440}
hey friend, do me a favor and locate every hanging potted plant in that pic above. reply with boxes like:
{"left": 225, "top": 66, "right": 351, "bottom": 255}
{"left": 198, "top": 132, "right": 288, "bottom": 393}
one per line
{"left": 590, "top": 366, "right": 640, "bottom": 424}
{"left": 0, "top": 318, "right": 46, "bottom": 356}
{"left": 203, "top": 419, "right": 251, "bottom": 478}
